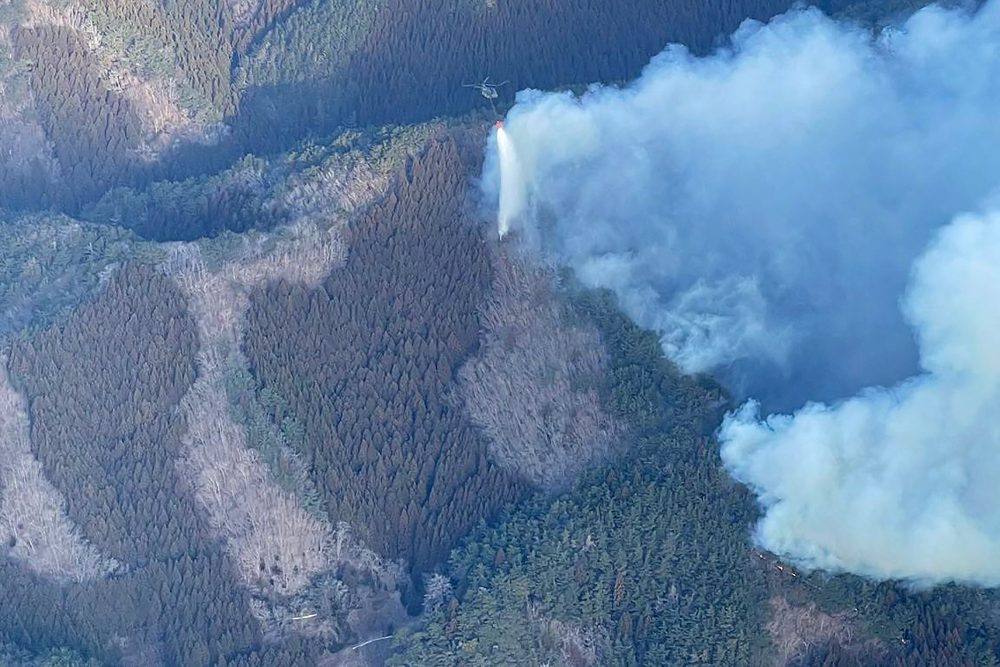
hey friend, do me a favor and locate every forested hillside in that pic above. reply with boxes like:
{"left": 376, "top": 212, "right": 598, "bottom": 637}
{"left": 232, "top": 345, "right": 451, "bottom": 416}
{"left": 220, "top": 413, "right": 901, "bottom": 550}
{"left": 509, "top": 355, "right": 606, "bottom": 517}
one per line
{"left": 0, "top": 213, "right": 134, "bottom": 337}
{"left": 0, "top": 0, "right": 877, "bottom": 215}
{"left": 1, "top": 266, "right": 263, "bottom": 666}
{"left": 0, "top": 112, "right": 997, "bottom": 666}
{"left": 0, "top": 118, "right": 633, "bottom": 665}
{"left": 1, "top": 1, "right": 989, "bottom": 665}
{"left": 78, "top": 121, "right": 438, "bottom": 241}
{"left": 12, "top": 23, "right": 146, "bottom": 209}
{"left": 391, "top": 289, "right": 1000, "bottom": 667}
{"left": 243, "top": 137, "right": 529, "bottom": 574}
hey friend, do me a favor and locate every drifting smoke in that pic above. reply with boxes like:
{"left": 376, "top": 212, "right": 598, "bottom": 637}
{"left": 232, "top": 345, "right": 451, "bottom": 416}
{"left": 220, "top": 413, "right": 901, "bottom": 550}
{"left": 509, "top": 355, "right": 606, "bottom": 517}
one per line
{"left": 485, "top": 0, "right": 1000, "bottom": 584}
{"left": 485, "top": 0, "right": 1000, "bottom": 409}
{"left": 721, "top": 210, "right": 1000, "bottom": 585}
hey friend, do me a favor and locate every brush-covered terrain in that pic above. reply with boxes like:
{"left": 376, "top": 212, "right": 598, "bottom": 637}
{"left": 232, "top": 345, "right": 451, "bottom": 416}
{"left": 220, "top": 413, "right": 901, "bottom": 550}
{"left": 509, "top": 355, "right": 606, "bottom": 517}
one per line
{"left": 0, "top": 1, "right": 997, "bottom": 666}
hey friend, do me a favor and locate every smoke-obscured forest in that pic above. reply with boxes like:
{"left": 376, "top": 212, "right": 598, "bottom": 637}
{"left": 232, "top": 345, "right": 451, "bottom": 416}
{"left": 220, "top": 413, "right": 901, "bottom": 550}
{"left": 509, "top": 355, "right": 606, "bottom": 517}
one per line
{"left": 0, "top": 0, "right": 997, "bottom": 666}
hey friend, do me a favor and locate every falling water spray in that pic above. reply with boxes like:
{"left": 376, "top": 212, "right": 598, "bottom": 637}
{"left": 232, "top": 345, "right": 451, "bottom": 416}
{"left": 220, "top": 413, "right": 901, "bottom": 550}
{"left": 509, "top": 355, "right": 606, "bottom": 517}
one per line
{"left": 495, "top": 123, "right": 527, "bottom": 238}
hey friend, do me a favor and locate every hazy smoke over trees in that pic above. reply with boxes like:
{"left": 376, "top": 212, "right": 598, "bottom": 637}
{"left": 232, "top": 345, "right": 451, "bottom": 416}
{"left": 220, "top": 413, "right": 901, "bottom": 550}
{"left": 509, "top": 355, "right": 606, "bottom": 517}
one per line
{"left": 487, "top": 1, "right": 1000, "bottom": 584}
{"left": 487, "top": 0, "right": 1000, "bottom": 409}
{"left": 722, "top": 209, "right": 1000, "bottom": 585}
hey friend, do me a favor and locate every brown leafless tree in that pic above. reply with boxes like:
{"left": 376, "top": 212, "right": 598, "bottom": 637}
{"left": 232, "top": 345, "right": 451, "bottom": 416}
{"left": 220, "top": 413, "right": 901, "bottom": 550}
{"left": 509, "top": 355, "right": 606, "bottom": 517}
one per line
{"left": 767, "top": 596, "right": 856, "bottom": 666}
{"left": 459, "top": 245, "right": 623, "bottom": 489}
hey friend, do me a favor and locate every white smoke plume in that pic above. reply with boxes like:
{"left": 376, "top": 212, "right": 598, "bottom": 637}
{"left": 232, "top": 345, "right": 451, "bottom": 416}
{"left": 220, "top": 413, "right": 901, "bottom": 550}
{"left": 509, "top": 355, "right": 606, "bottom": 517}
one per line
{"left": 485, "top": 0, "right": 1000, "bottom": 410}
{"left": 721, "top": 209, "right": 1000, "bottom": 585}
{"left": 484, "top": 0, "right": 1000, "bottom": 584}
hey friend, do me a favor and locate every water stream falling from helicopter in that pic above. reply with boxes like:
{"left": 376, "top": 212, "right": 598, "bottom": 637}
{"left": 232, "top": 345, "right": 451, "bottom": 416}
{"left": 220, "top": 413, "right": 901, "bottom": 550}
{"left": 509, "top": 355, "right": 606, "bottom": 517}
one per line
{"left": 464, "top": 76, "right": 523, "bottom": 238}
{"left": 494, "top": 123, "right": 526, "bottom": 239}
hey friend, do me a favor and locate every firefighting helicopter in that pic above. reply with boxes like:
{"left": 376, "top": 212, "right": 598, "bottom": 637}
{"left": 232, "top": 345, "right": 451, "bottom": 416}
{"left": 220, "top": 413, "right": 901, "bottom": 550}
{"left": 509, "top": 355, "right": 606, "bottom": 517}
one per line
{"left": 463, "top": 76, "right": 508, "bottom": 100}
{"left": 464, "top": 76, "right": 509, "bottom": 117}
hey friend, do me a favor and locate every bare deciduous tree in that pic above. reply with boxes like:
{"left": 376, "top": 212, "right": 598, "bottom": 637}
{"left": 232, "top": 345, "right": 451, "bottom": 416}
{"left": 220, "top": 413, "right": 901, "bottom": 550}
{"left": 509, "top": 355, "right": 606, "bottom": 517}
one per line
{"left": 767, "top": 596, "right": 856, "bottom": 666}
{"left": 178, "top": 378, "right": 331, "bottom": 594}
{"left": 423, "top": 573, "right": 452, "bottom": 611}
{"left": 531, "top": 616, "right": 605, "bottom": 667}
{"left": 459, "top": 245, "right": 623, "bottom": 489}
{"left": 275, "top": 151, "right": 391, "bottom": 225}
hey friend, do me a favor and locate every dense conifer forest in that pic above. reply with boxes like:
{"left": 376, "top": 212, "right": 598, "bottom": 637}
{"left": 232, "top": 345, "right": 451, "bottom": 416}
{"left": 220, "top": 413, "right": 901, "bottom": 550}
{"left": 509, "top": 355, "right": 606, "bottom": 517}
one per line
{"left": 390, "top": 289, "right": 1000, "bottom": 667}
{"left": 243, "top": 138, "right": 529, "bottom": 574}
{"left": 12, "top": 24, "right": 146, "bottom": 209}
{"left": 1, "top": 267, "right": 262, "bottom": 666}
{"left": 0, "top": 0, "right": 996, "bottom": 665}
{"left": 0, "top": 0, "right": 864, "bottom": 215}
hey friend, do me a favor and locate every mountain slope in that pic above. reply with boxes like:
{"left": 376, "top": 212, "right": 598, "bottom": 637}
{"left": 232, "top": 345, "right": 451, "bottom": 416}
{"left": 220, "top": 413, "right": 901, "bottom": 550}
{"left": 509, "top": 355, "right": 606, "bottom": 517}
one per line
{"left": 1, "top": 0, "right": 863, "bottom": 214}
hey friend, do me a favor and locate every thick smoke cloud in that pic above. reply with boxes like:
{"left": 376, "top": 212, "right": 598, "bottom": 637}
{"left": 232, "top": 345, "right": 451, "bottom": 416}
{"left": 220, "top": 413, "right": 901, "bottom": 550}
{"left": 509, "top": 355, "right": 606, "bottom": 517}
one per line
{"left": 487, "top": 0, "right": 1000, "bottom": 410}
{"left": 721, "top": 209, "right": 1000, "bottom": 585}
{"left": 485, "top": 0, "right": 1000, "bottom": 584}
